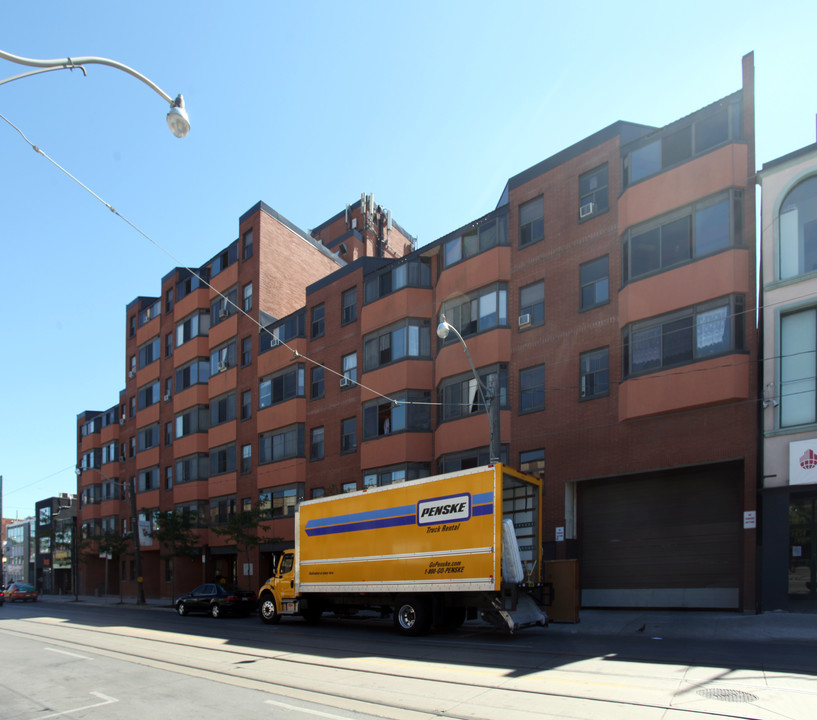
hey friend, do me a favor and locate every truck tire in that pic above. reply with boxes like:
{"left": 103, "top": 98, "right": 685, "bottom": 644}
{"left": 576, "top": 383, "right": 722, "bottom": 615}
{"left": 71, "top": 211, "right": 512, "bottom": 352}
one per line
{"left": 259, "top": 594, "right": 281, "bottom": 625}
{"left": 393, "top": 596, "right": 432, "bottom": 636}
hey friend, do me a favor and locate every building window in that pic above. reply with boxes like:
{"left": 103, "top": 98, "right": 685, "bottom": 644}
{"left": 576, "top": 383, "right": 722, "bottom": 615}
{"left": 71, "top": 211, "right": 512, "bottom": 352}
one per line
{"left": 241, "top": 390, "right": 252, "bottom": 420}
{"left": 129, "top": 315, "right": 136, "bottom": 338}
{"left": 341, "top": 353, "right": 357, "bottom": 387}
{"left": 342, "top": 287, "right": 357, "bottom": 325}
{"left": 211, "top": 288, "right": 238, "bottom": 326}
{"left": 442, "top": 212, "right": 509, "bottom": 268}
{"left": 519, "top": 449, "right": 545, "bottom": 478}
{"left": 211, "top": 244, "right": 237, "bottom": 276}
{"left": 165, "top": 466, "right": 173, "bottom": 490}
{"left": 165, "top": 333, "right": 173, "bottom": 358}
{"left": 175, "top": 454, "right": 209, "bottom": 484}
{"left": 363, "top": 319, "right": 431, "bottom": 371}
{"left": 310, "top": 426, "right": 324, "bottom": 460}
{"left": 362, "top": 464, "right": 430, "bottom": 488}
{"left": 311, "top": 366, "right": 324, "bottom": 399}
{"left": 439, "top": 283, "right": 508, "bottom": 341}
{"left": 364, "top": 258, "right": 432, "bottom": 303}
{"left": 210, "top": 393, "right": 236, "bottom": 426}
{"left": 137, "top": 381, "right": 160, "bottom": 411}
{"left": 342, "top": 481, "right": 357, "bottom": 493}
{"left": 209, "top": 443, "right": 236, "bottom": 476}
{"left": 259, "top": 484, "right": 304, "bottom": 520}
{"left": 439, "top": 447, "right": 506, "bottom": 474}
{"left": 623, "top": 191, "right": 743, "bottom": 284}
{"left": 580, "top": 347, "right": 609, "bottom": 400}
{"left": 311, "top": 304, "right": 325, "bottom": 338}
{"left": 623, "top": 101, "right": 739, "bottom": 187}
{"left": 165, "top": 422, "right": 173, "bottom": 446}
{"left": 780, "top": 308, "right": 817, "bottom": 427}
{"left": 341, "top": 417, "right": 357, "bottom": 453}
{"left": 241, "top": 444, "right": 252, "bottom": 474}
{"left": 138, "top": 337, "right": 160, "bottom": 369}
{"left": 779, "top": 175, "right": 817, "bottom": 280}
{"left": 519, "top": 365, "right": 545, "bottom": 414}
{"left": 259, "top": 425, "right": 304, "bottom": 464}
{"left": 623, "top": 295, "right": 744, "bottom": 378}
{"left": 209, "top": 495, "right": 236, "bottom": 525}
{"left": 242, "top": 282, "right": 253, "bottom": 312}
{"left": 242, "top": 229, "right": 253, "bottom": 261}
{"left": 176, "top": 311, "right": 210, "bottom": 347}
{"left": 137, "top": 467, "right": 160, "bottom": 492}
{"left": 241, "top": 336, "right": 252, "bottom": 367}
{"left": 175, "top": 405, "right": 209, "bottom": 439}
{"left": 137, "top": 423, "right": 159, "bottom": 452}
{"left": 363, "top": 391, "right": 431, "bottom": 439}
{"left": 518, "top": 281, "right": 545, "bottom": 330}
{"left": 438, "top": 364, "right": 508, "bottom": 422}
{"left": 175, "top": 359, "right": 210, "bottom": 392}
{"left": 579, "top": 164, "right": 609, "bottom": 220}
{"left": 519, "top": 196, "right": 544, "bottom": 247}
{"left": 259, "top": 365, "right": 305, "bottom": 409}
{"left": 210, "top": 340, "right": 237, "bottom": 375}
{"left": 165, "top": 288, "right": 174, "bottom": 314}
{"left": 580, "top": 256, "right": 609, "bottom": 311}
{"left": 260, "top": 310, "right": 305, "bottom": 353}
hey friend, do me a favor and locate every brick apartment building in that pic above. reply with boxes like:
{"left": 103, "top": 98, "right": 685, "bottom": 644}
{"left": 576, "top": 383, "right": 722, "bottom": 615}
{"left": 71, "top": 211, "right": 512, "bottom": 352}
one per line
{"left": 77, "top": 54, "right": 758, "bottom": 611}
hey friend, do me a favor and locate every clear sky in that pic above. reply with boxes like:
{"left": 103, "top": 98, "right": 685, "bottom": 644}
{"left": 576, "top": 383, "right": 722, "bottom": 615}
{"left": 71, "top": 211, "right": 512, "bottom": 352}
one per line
{"left": 1, "top": 1, "right": 816, "bottom": 518}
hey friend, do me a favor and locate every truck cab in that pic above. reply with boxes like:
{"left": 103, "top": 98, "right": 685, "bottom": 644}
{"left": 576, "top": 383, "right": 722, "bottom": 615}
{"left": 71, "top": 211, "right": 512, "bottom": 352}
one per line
{"left": 258, "top": 550, "right": 304, "bottom": 623}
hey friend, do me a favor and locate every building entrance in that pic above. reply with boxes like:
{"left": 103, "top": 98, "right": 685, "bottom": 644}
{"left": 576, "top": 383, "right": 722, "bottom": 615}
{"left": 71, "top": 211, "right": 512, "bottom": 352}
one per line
{"left": 789, "top": 495, "right": 817, "bottom": 607}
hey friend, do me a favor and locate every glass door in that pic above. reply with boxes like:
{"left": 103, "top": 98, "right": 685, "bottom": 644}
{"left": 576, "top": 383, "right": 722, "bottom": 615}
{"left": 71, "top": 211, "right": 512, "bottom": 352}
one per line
{"left": 789, "top": 497, "right": 816, "bottom": 598}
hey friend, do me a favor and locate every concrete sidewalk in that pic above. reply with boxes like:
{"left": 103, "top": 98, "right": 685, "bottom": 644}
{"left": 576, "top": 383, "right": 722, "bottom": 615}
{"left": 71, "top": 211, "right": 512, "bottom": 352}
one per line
{"left": 37, "top": 593, "right": 817, "bottom": 643}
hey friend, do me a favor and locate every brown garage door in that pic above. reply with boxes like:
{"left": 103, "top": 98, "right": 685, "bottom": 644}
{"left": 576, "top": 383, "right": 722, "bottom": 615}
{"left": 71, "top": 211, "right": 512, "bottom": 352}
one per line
{"left": 579, "top": 463, "right": 742, "bottom": 609}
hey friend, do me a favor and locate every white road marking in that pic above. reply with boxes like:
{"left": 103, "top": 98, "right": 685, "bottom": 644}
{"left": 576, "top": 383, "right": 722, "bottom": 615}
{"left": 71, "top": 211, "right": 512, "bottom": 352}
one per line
{"left": 265, "top": 699, "right": 357, "bottom": 719}
{"left": 44, "top": 647, "right": 93, "bottom": 660}
{"left": 34, "top": 692, "right": 118, "bottom": 719}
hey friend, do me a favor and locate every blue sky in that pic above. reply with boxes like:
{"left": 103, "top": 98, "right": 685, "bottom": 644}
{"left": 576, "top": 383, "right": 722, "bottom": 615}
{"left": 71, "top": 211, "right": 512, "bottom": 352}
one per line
{"left": 2, "top": 1, "right": 816, "bottom": 517}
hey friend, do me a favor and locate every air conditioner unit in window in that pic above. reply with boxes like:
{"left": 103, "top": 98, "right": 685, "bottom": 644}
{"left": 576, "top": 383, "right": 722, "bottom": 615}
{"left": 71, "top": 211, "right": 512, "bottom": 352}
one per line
{"left": 119, "top": 454, "right": 126, "bottom": 462}
{"left": 164, "top": 393, "right": 171, "bottom": 402}
{"left": 218, "top": 361, "right": 229, "bottom": 372}
{"left": 340, "top": 376, "right": 351, "bottom": 388}
{"left": 128, "top": 369, "right": 136, "bottom": 379}
{"left": 218, "top": 307, "right": 229, "bottom": 319}
{"left": 119, "top": 416, "right": 126, "bottom": 425}
{"left": 579, "top": 202, "right": 595, "bottom": 219}
{"left": 518, "top": 313, "right": 531, "bottom": 328}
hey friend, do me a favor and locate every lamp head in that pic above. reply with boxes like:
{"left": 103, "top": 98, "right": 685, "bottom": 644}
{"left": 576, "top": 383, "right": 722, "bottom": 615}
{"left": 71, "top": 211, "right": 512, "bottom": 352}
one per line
{"left": 436, "top": 314, "right": 450, "bottom": 340}
{"left": 166, "top": 94, "right": 190, "bottom": 138}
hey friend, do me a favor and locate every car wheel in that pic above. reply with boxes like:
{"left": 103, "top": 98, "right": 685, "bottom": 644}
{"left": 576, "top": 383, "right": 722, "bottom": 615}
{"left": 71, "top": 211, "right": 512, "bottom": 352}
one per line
{"left": 176, "top": 602, "right": 187, "bottom": 616}
{"left": 259, "top": 594, "right": 281, "bottom": 624}
{"left": 211, "top": 603, "right": 221, "bottom": 619}
{"left": 393, "top": 596, "right": 432, "bottom": 637}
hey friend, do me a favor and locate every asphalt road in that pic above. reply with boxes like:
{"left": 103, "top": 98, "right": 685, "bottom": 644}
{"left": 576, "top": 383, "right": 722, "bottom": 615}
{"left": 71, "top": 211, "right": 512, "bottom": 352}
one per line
{"left": 1, "top": 600, "right": 815, "bottom": 720}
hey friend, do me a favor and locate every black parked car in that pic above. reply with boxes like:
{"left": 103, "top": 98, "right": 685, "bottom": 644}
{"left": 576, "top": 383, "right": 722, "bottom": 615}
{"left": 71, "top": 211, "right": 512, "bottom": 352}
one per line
{"left": 175, "top": 583, "right": 256, "bottom": 618}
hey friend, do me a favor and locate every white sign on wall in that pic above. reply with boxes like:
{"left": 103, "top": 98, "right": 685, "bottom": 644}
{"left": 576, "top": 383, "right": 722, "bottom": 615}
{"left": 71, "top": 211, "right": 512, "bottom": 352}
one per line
{"left": 743, "top": 511, "right": 757, "bottom": 529}
{"left": 789, "top": 438, "right": 817, "bottom": 486}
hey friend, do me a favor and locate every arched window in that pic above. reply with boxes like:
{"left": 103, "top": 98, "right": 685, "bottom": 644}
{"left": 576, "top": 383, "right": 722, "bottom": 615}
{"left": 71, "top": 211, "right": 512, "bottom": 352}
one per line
{"left": 779, "top": 175, "right": 817, "bottom": 279}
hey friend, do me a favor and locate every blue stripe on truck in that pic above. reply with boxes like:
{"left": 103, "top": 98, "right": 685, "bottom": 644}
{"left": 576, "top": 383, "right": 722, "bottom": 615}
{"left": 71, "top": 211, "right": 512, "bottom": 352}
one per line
{"left": 304, "top": 491, "right": 494, "bottom": 537}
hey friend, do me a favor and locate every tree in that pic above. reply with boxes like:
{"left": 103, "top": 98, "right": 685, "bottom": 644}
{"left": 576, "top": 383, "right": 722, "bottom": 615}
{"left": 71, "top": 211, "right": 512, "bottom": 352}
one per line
{"left": 151, "top": 510, "right": 201, "bottom": 603}
{"left": 78, "top": 531, "right": 132, "bottom": 603}
{"left": 211, "top": 504, "right": 279, "bottom": 586}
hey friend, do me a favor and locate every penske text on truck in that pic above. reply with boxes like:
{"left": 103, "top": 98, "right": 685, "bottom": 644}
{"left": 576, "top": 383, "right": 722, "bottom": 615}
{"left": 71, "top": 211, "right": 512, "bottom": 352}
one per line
{"left": 257, "top": 463, "right": 548, "bottom": 635}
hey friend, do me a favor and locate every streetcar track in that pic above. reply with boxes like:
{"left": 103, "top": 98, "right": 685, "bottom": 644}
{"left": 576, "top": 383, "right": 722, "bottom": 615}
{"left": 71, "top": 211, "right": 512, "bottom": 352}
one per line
{"left": 0, "top": 618, "right": 779, "bottom": 720}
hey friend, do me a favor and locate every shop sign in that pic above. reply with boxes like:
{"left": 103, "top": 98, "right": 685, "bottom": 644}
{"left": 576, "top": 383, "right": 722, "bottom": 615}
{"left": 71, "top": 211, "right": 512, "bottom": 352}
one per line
{"left": 789, "top": 439, "right": 817, "bottom": 486}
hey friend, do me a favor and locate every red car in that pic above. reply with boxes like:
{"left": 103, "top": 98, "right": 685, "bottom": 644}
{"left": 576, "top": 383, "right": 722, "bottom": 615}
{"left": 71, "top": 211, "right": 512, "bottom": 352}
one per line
{"left": 6, "top": 582, "right": 39, "bottom": 602}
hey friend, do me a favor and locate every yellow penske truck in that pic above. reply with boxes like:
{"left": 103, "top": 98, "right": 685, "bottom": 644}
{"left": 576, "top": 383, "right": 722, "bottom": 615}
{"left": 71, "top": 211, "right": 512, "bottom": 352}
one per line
{"left": 257, "top": 463, "right": 548, "bottom": 636}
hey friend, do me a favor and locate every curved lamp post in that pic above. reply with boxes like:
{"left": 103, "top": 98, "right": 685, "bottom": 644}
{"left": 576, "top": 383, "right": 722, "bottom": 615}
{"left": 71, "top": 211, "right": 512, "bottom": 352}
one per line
{"left": 437, "top": 314, "right": 501, "bottom": 463}
{"left": 0, "top": 49, "right": 189, "bottom": 137}
{"left": 76, "top": 466, "right": 145, "bottom": 605}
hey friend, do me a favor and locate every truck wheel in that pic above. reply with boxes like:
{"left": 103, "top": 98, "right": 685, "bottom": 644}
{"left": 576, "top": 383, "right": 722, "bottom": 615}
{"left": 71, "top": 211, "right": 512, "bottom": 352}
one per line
{"left": 393, "top": 596, "right": 432, "bottom": 636}
{"left": 259, "top": 595, "right": 281, "bottom": 625}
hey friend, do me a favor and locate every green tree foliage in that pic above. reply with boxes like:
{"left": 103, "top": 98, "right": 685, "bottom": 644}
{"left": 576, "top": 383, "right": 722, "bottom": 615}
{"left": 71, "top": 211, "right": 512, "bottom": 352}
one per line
{"left": 151, "top": 510, "right": 201, "bottom": 603}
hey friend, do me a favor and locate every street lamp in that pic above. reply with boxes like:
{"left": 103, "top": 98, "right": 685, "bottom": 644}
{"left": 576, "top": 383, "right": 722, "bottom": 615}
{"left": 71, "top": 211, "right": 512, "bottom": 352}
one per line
{"left": 0, "top": 49, "right": 190, "bottom": 138}
{"left": 437, "top": 314, "right": 501, "bottom": 463}
{"left": 76, "top": 467, "right": 145, "bottom": 605}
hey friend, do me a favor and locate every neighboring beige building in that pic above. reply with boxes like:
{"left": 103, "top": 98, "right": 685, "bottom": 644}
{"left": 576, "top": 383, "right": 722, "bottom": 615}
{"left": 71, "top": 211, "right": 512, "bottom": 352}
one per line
{"left": 759, "top": 138, "right": 817, "bottom": 611}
